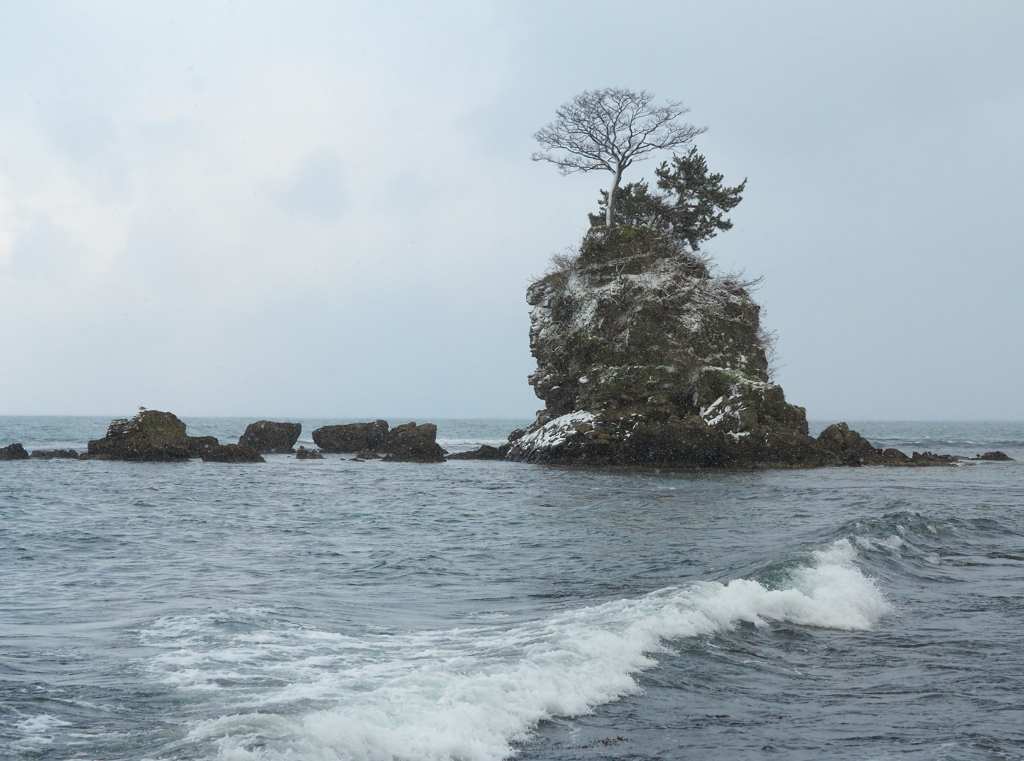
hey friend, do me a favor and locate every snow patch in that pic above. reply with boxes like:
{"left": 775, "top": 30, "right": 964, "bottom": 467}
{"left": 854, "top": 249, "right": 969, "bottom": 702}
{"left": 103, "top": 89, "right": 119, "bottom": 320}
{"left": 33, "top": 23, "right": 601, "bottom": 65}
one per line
{"left": 506, "top": 411, "right": 596, "bottom": 461}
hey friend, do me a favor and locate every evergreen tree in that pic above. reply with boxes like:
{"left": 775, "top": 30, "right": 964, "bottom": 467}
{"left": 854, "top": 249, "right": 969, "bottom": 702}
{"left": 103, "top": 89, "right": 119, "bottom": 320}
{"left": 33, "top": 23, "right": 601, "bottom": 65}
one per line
{"left": 590, "top": 147, "right": 746, "bottom": 252}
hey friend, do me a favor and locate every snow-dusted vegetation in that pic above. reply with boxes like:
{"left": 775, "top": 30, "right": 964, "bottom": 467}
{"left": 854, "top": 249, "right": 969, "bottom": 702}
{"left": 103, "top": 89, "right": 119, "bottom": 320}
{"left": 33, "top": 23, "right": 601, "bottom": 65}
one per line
{"left": 509, "top": 223, "right": 814, "bottom": 465}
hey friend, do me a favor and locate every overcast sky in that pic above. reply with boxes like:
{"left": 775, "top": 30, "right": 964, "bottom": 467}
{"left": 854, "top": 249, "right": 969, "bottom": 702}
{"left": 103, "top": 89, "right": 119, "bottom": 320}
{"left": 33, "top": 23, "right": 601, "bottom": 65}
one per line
{"left": 1, "top": 1, "right": 1021, "bottom": 420}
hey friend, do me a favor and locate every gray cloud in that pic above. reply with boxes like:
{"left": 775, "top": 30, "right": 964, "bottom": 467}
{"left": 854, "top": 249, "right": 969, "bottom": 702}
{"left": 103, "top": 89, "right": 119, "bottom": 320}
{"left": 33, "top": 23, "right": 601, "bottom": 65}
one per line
{"left": 0, "top": 1, "right": 1021, "bottom": 419}
{"left": 273, "top": 148, "right": 346, "bottom": 219}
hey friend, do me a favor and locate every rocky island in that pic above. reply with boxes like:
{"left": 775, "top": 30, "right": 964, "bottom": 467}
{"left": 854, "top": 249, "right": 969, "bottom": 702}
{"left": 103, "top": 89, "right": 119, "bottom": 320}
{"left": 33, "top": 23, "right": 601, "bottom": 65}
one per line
{"left": 499, "top": 225, "right": 908, "bottom": 469}
{"left": 489, "top": 90, "right": 968, "bottom": 469}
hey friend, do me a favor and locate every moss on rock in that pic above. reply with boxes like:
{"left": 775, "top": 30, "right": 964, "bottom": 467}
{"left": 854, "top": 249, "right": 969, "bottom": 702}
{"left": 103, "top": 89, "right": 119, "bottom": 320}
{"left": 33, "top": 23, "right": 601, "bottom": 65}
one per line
{"left": 507, "top": 231, "right": 917, "bottom": 469}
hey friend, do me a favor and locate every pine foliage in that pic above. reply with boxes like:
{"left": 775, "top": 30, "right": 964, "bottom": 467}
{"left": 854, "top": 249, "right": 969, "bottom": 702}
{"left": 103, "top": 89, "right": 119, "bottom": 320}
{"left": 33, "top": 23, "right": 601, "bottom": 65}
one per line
{"left": 589, "top": 147, "right": 746, "bottom": 252}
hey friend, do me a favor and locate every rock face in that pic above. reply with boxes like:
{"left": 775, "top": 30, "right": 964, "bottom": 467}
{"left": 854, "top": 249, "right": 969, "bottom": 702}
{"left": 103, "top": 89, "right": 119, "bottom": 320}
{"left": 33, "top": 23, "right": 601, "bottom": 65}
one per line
{"left": 382, "top": 423, "right": 447, "bottom": 463}
{"left": 313, "top": 421, "right": 388, "bottom": 453}
{"left": 0, "top": 443, "right": 30, "bottom": 460}
{"left": 506, "top": 232, "right": 832, "bottom": 468}
{"left": 201, "top": 444, "right": 265, "bottom": 463}
{"left": 187, "top": 436, "right": 219, "bottom": 458}
{"left": 87, "top": 410, "right": 191, "bottom": 462}
{"left": 238, "top": 421, "right": 301, "bottom": 454}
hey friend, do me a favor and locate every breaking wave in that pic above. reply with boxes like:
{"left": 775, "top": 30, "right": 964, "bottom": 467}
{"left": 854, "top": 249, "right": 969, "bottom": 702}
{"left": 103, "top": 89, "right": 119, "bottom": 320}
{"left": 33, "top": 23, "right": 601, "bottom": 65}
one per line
{"left": 144, "top": 539, "right": 890, "bottom": 761}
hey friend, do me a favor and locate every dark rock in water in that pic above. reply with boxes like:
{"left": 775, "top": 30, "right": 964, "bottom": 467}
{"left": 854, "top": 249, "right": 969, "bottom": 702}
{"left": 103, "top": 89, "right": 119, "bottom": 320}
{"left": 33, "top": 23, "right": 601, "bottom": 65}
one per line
{"left": 911, "top": 451, "right": 959, "bottom": 466}
{"left": 201, "top": 444, "right": 265, "bottom": 463}
{"left": 381, "top": 422, "right": 447, "bottom": 463}
{"left": 732, "top": 427, "right": 840, "bottom": 468}
{"left": 87, "top": 410, "right": 191, "bottom": 462}
{"left": 817, "top": 423, "right": 883, "bottom": 466}
{"left": 0, "top": 443, "right": 30, "bottom": 460}
{"left": 295, "top": 446, "right": 323, "bottom": 460}
{"left": 502, "top": 229, "right": 942, "bottom": 471}
{"left": 975, "top": 451, "right": 1014, "bottom": 461}
{"left": 187, "top": 436, "right": 219, "bottom": 458}
{"left": 879, "top": 448, "right": 913, "bottom": 466}
{"left": 504, "top": 233, "right": 835, "bottom": 468}
{"left": 313, "top": 420, "right": 388, "bottom": 453}
{"left": 238, "top": 421, "right": 301, "bottom": 454}
{"left": 30, "top": 449, "right": 80, "bottom": 460}
{"left": 355, "top": 449, "right": 379, "bottom": 460}
{"left": 388, "top": 422, "right": 417, "bottom": 437}
{"left": 618, "top": 416, "right": 732, "bottom": 468}
{"left": 448, "top": 445, "right": 504, "bottom": 460}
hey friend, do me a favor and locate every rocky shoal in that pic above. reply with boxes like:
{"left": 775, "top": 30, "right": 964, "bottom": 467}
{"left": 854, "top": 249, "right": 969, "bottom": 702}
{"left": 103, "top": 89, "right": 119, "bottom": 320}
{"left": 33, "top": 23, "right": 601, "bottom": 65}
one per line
{"left": 0, "top": 410, "right": 449, "bottom": 464}
{"left": 0, "top": 411, "right": 1014, "bottom": 468}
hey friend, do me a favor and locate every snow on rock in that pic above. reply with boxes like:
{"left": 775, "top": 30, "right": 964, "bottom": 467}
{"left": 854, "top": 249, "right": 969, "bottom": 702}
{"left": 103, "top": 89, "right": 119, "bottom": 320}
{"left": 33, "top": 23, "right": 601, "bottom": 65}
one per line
{"left": 505, "top": 411, "right": 596, "bottom": 462}
{"left": 508, "top": 228, "right": 828, "bottom": 467}
{"left": 505, "top": 228, "right": 928, "bottom": 468}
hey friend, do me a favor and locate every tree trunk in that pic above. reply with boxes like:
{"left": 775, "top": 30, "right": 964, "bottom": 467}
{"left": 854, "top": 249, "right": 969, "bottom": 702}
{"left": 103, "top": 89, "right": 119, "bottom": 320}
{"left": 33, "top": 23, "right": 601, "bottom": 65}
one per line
{"left": 605, "top": 165, "right": 624, "bottom": 227}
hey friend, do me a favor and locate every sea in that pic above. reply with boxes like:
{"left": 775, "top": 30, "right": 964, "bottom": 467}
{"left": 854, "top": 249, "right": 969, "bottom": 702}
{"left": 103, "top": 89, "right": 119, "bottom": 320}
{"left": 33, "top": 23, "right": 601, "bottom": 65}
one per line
{"left": 2, "top": 417, "right": 1023, "bottom": 761}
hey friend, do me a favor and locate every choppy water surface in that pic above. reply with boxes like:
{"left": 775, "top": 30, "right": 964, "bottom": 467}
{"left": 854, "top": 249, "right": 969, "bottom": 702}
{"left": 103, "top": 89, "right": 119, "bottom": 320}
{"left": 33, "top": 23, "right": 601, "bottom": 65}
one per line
{"left": 1, "top": 418, "right": 1023, "bottom": 760}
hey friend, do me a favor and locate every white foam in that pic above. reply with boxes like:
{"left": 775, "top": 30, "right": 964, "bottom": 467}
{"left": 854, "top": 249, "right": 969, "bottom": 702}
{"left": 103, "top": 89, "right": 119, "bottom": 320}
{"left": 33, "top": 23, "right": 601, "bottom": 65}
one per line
{"left": 154, "top": 539, "right": 890, "bottom": 761}
{"left": 12, "top": 714, "right": 72, "bottom": 749}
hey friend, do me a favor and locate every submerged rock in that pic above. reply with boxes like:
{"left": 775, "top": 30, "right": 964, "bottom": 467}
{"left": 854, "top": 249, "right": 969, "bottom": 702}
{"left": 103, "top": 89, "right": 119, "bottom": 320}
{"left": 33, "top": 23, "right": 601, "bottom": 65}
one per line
{"left": 911, "top": 451, "right": 959, "bottom": 466}
{"left": 30, "top": 449, "right": 80, "bottom": 460}
{"left": 448, "top": 444, "right": 505, "bottom": 460}
{"left": 201, "top": 444, "right": 265, "bottom": 463}
{"left": 87, "top": 410, "right": 191, "bottom": 462}
{"left": 295, "top": 446, "right": 323, "bottom": 460}
{"left": 313, "top": 420, "right": 388, "bottom": 453}
{"left": 0, "top": 443, "right": 30, "bottom": 460}
{"left": 238, "top": 421, "right": 301, "bottom": 454}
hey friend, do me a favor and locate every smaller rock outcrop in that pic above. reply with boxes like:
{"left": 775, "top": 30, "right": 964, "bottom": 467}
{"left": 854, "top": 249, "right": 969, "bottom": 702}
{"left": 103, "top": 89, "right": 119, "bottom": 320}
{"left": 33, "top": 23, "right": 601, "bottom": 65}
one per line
{"left": 382, "top": 423, "right": 447, "bottom": 463}
{"left": 879, "top": 448, "right": 913, "bottom": 466}
{"left": 313, "top": 420, "right": 389, "bottom": 453}
{"left": 911, "top": 451, "right": 959, "bottom": 466}
{"left": 295, "top": 446, "right": 323, "bottom": 460}
{"left": 0, "top": 443, "right": 30, "bottom": 460}
{"left": 448, "top": 445, "right": 504, "bottom": 460}
{"left": 87, "top": 411, "right": 191, "bottom": 462}
{"left": 238, "top": 421, "right": 302, "bottom": 454}
{"left": 30, "top": 449, "right": 80, "bottom": 460}
{"left": 974, "top": 451, "right": 1014, "bottom": 461}
{"left": 201, "top": 444, "right": 265, "bottom": 463}
{"left": 817, "top": 423, "right": 883, "bottom": 466}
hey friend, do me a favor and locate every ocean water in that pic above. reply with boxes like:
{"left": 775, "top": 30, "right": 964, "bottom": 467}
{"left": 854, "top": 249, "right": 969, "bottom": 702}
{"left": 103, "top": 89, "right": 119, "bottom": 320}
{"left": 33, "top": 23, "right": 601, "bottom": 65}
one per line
{"left": 1, "top": 417, "right": 1023, "bottom": 761}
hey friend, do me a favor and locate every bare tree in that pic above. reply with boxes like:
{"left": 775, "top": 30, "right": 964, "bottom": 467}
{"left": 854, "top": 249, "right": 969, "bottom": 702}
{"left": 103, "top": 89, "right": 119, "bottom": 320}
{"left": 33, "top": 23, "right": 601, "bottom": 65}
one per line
{"left": 532, "top": 88, "right": 705, "bottom": 227}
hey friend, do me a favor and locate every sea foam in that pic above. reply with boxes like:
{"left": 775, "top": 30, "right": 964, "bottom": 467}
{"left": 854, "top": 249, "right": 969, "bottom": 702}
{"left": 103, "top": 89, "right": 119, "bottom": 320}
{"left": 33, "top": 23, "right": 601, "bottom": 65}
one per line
{"left": 159, "top": 539, "right": 891, "bottom": 761}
